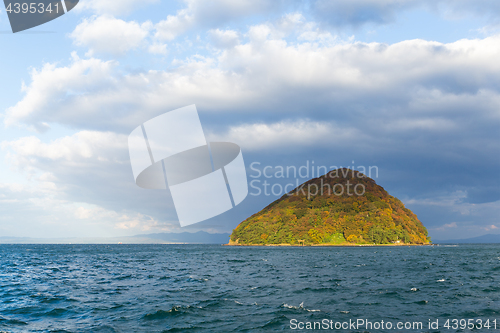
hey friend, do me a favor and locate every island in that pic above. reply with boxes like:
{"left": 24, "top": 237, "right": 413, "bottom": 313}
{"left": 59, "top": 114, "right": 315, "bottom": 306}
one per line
{"left": 229, "top": 168, "right": 430, "bottom": 246}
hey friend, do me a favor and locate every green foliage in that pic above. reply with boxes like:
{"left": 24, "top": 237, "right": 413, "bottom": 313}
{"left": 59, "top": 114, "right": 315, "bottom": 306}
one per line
{"left": 367, "top": 226, "right": 410, "bottom": 244}
{"left": 294, "top": 200, "right": 308, "bottom": 219}
{"left": 323, "top": 233, "right": 346, "bottom": 244}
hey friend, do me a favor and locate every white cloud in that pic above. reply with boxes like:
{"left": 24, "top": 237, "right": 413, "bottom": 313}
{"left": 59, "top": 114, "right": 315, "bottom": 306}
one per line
{"left": 382, "top": 117, "right": 457, "bottom": 132}
{"left": 71, "top": 16, "right": 152, "bottom": 56}
{"left": 1, "top": 130, "right": 130, "bottom": 202}
{"left": 4, "top": 52, "right": 117, "bottom": 131}
{"left": 207, "top": 120, "right": 366, "bottom": 151}
{"left": 433, "top": 222, "right": 458, "bottom": 231}
{"left": 148, "top": 42, "right": 168, "bottom": 55}
{"left": 208, "top": 29, "right": 240, "bottom": 49}
{"left": 4, "top": 52, "right": 258, "bottom": 132}
{"left": 3, "top": 8, "right": 500, "bottom": 239}
{"left": 73, "top": 205, "right": 162, "bottom": 231}
{"left": 71, "top": 0, "right": 500, "bottom": 35}
{"left": 0, "top": 181, "right": 171, "bottom": 237}
{"left": 406, "top": 191, "right": 468, "bottom": 208}
{"left": 154, "top": 0, "right": 274, "bottom": 41}
{"left": 1, "top": 130, "right": 127, "bottom": 164}
{"left": 154, "top": 8, "right": 193, "bottom": 42}
{"left": 482, "top": 224, "right": 499, "bottom": 231}
{"left": 1, "top": 130, "right": 182, "bottom": 234}
{"left": 7, "top": 30, "right": 500, "bottom": 138}
{"left": 3, "top": 20, "right": 500, "bottom": 240}
{"left": 407, "top": 191, "right": 500, "bottom": 239}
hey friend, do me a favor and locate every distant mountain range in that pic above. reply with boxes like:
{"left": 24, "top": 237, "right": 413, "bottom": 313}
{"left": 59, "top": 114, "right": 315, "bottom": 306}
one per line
{"left": 433, "top": 234, "right": 500, "bottom": 244}
{"left": 0, "top": 231, "right": 231, "bottom": 244}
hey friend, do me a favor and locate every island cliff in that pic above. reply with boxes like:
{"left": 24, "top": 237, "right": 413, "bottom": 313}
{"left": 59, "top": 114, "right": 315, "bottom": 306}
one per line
{"left": 229, "top": 168, "right": 430, "bottom": 246}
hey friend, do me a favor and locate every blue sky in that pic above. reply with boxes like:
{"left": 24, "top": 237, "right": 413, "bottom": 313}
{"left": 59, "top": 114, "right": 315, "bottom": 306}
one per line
{"left": 0, "top": 0, "right": 499, "bottom": 240}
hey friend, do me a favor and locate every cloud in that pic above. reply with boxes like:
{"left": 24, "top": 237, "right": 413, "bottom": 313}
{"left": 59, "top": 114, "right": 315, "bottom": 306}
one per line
{"left": 406, "top": 191, "right": 468, "bottom": 209}
{"left": 73, "top": 205, "right": 162, "bottom": 231}
{"left": 0, "top": 182, "right": 170, "bottom": 237}
{"left": 207, "top": 120, "right": 366, "bottom": 151}
{"left": 482, "top": 224, "right": 498, "bottom": 231}
{"left": 154, "top": 0, "right": 278, "bottom": 41}
{"left": 1, "top": 130, "right": 181, "bottom": 231}
{"left": 3, "top": 16, "right": 500, "bottom": 238}
{"left": 433, "top": 222, "right": 458, "bottom": 231}
{"left": 0, "top": 128, "right": 249, "bottom": 234}
{"left": 148, "top": 43, "right": 168, "bottom": 55}
{"left": 5, "top": 28, "right": 500, "bottom": 213}
{"left": 6, "top": 30, "right": 500, "bottom": 136}
{"left": 208, "top": 29, "right": 240, "bottom": 49}
{"left": 406, "top": 191, "right": 500, "bottom": 239}
{"left": 153, "top": 8, "right": 192, "bottom": 42}
{"left": 2, "top": 130, "right": 126, "bottom": 165}
{"left": 435, "top": 0, "right": 500, "bottom": 20}
{"left": 5, "top": 24, "right": 500, "bottom": 216}
{"left": 71, "top": 0, "right": 500, "bottom": 37}
{"left": 70, "top": 16, "right": 152, "bottom": 56}
{"left": 4, "top": 53, "right": 117, "bottom": 131}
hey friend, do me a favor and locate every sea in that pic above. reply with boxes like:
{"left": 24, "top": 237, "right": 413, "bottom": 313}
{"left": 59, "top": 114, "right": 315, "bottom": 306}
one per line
{"left": 1, "top": 244, "right": 499, "bottom": 332}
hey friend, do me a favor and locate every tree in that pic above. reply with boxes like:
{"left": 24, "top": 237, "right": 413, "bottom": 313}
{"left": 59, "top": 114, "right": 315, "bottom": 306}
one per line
{"left": 308, "top": 229, "right": 323, "bottom": 243}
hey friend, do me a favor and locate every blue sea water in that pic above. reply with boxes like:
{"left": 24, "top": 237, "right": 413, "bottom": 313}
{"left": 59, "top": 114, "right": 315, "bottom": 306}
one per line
{"left": 1, "top": 244, "right": 500, "bottom": 332}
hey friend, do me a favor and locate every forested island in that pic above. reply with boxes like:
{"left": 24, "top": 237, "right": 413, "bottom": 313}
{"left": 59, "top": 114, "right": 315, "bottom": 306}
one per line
{"left": 229, "top": 168, "right": 430, "bottom": 246}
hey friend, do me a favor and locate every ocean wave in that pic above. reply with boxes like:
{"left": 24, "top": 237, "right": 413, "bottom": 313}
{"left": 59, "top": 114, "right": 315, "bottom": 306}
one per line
{"left": 2, "top": 243, "right": 500, "bottom": 332}
{"left": 0, "top": 316, "right": 28, "bottom": 326}
{"left": 143, "top": 306, "right": 184, "bottom": 320}
{"left": 282, "top": 302, "right": 320, "bottom": 312}
{"left": 415, "top": 300, "right": 429, "bottom": 305}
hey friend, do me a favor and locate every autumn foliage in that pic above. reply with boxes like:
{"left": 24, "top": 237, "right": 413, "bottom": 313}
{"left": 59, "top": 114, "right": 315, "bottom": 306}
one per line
{"left": 230, "top": 168, "right": 430, "bottom": 245}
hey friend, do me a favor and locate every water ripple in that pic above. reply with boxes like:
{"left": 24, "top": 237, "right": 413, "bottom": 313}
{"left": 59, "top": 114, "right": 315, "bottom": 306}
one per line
{"left": 0, "top": 244, "right": 499, "bottom": 332}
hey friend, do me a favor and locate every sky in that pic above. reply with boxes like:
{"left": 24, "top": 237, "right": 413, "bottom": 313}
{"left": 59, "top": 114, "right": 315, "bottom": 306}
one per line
{"left": 0, "top": 0, "right": 499, "bottom": 240}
